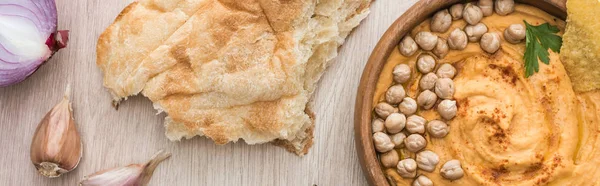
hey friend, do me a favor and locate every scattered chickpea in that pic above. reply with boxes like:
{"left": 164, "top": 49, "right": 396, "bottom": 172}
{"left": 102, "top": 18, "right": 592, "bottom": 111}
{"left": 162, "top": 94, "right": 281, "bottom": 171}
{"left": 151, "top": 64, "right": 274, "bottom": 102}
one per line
{"left": 385, "top": 113, "right": 406, "bottom": 134}
{"left": 465, "top": 23, "right": 488, "bottom": 42}
{"left": 448, "top": 28, "right": 468, "bottom": 50}
{"left": 435, "top": 78, "right": 455, "bottom": 100}
{"left": 391, "top": 133, "right": 406, "bottom": 148}
{"left": 393, "top": 64, "right": 412, "bottom": 83}
{"left": 399, "top": 97, "right": 418, "bottom": 116}
{"left": 373, "top": 132, "right": 395, "bottom": 153}
{"left": 436, "top": 63, "right": 456, "bottom": 79}
{"left": 480, "top": 32, "right": 501, "bottom": 53}
{"left": 413, "top": 175, "right": 434, "bottom": 186}
{"left": 416, "top": 150, "right": 440, "bottom": 172}
{"left": 380, "top": 150, "right": 400, "bottom": 168}
{"left": 417, "top": 54, "right": 436, "bottom": 74}
{"left": 406, "top": 115, "right": 426, "bottom": 134}
{"left": 431, "top": 9, "right": 452, "bottom": 33}
{"left": 373, "top": 3, "right": 528, "bottom": 184}
{"left": 463, "top": 3, "right": 483, "bottom": 25}
{"left": 372, "top": 118, "right": 385, "bottom": 133}
{"left": 478, "top": 0, "right": 494, "bottom": 16}
{"left": 375, "top": 102, "right": 395, "bottom": 119}
{"left": 420, "top": 73, "right": 438, "bottom": 90}
{"left": 441, "top": 160, "right": 465, "bottom": 180}
{"left": 404, "top": 134, "right": 427, "bottom": 152}
{"left": 449, "top": 4, "right": 464, "bottom": 20}
{"left": 417, "top": 90, "right": 438, "bottom": 110}
{"left": 433, "top": 38, "right": 449, "bottom": 59}
{"left": 437, "top": 100, "right": 457, "bottom": 120}
{"left": 495, "top": 0, "right": 515, "bottom": 16}
{"left": 427, "top": 120, "right": 449, "bottom": 138}
{"left": 397, "top": 158, "right": 418, "bottom": 178}
{"left": 386, "top": 84, "right": 406, "bottom": 105}
{"left": 399, "top": 36, "right": 419, "bottom": 56}
{"left": 504, "top": 23, "right": 526, "bottom": 44}
{"left": 415, "top": 32, "right": 438, "bottom": 51}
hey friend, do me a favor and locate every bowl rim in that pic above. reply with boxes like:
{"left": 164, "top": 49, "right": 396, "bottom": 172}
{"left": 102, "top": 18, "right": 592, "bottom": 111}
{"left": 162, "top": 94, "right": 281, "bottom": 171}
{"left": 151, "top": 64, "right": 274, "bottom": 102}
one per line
{"left": 353, "top": 0, "right": 566, "bottom": 185}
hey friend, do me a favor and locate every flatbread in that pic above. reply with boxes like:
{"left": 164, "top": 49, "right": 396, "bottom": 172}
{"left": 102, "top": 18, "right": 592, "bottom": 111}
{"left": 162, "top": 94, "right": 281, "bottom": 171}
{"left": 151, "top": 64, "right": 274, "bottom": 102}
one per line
{"left": 97, "top": 0, "right": 370, "bottom": 155}
{"left": 560, "top": 0, "right": 600, "bottom": 92}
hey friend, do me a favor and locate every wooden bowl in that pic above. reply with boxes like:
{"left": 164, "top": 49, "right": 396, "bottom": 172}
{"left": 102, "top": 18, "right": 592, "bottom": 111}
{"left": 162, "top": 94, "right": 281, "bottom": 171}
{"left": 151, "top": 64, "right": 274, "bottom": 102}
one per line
{"left": 354, "top": 0, "right": 566, "bottom": 185}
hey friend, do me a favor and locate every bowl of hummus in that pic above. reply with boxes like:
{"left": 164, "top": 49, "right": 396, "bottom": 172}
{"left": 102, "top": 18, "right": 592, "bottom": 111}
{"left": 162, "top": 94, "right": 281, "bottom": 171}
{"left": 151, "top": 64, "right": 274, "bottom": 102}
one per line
{"left": 354, "top": 0, "right": 600, "bottom": 185}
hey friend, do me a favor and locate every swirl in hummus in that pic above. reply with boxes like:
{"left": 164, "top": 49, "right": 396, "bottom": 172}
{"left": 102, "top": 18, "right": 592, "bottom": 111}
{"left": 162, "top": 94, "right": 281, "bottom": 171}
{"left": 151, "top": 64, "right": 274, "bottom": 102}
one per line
{"left": 374, "top": 4, "right": 600, "bottom": 186}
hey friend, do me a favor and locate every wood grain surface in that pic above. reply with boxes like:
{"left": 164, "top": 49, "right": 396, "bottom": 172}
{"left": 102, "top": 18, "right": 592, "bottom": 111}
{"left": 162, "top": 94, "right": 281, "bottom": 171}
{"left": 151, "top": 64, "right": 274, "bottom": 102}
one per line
{"left": 0, "top": 0, "right": 416, "bottom": 185}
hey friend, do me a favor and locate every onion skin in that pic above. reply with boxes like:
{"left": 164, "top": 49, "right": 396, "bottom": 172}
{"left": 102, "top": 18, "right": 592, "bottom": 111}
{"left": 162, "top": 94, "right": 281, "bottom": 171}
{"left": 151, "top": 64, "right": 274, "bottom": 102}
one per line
{"left": 0, "top": 0, "right": 69, "bottom": 87}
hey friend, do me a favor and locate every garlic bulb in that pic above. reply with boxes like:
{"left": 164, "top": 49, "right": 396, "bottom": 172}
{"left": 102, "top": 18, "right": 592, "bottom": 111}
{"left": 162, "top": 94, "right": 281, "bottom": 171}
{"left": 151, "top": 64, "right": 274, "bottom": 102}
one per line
{"left": 30, "top": 85, "right": 82, "bottom": 178}
{"left": 80, "top": 150, "right": 171, "bottom": 186}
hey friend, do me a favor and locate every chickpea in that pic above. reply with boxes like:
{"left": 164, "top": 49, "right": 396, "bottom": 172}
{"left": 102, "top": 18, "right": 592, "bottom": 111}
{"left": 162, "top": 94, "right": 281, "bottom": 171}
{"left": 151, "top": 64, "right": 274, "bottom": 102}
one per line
{"left": 495, "top": 0, "right": 515, "bottom": 16}
{"left": 415, "top": 32, "right": 438, "bottom": 51}
{"left": 373, "top": 132, "right": 395, "bottom": 153}
{"left": 397, "top": 158, "right": 418, "bottom": 178}
{"left": 420, "top": 73, "right": 438, "bottom": 90}
{"left": 413, "top": 175, "right": 433, "bottom": 186}
{"left": 504, "top": 24, "right": 526, "bottom": 44}
{"left": 417, "top": 54, "right": 436, "bottom": 74}
{"left": 399, "top": 35, "right": 419, "bottom": 56}
{"left": 437, "top": 100, "right": 457, "bottom": 120}
{"left": 375, "top": 102, "right": 395, "bottom": 119}
{"left": 417, "top": 90, "right": 438, "bottom": 110}
{"left": 372, "top": 118, "right": 385, "bottom": 133}
{"left": 433, "top": 38, "right": 449, "bottom": 59}
{"left": 393, "top": 64, "right": 412, "bottom": 83}
{"left": 441, "top": 160, "right": 465, "bottom": 180}
{"left": 465, "top": 23, "right": 488, "bottom": 42}
{"left": 478, "top": 0, "right": 493, "bottom": 16}
{"left": 463, "top": 3, "right": 483, "bottom": 25}
{"left": 416, "top": 150, "right": 440, "bottom": 172}
{"left": 431, "top": 9, "right": 452, "bottom": 33}
{"left": 385, "top": 113, "right": 406, "bottom": 134}
{"left": 391, "top": 133, "right": 406, "bottom": 148}
{"left": 399, "top": 97, "right": 418, "bottom": 116}
{"left": 448, "top": 28, "right": 468, "bottom": 50}
{"left": 386, "top": 84, "right": 406, "bottom": 104}
{"left": 436, "top": 63, "right": 456, "bottom": 79}
{"left": 480, "top": 32, "right": 501, "bottom": 53}
{"left": 406, "top": 115, "right": 426, "bottom": 134}
{"left": 449, "top": 4, "right": 464, "bottom": 20}
{"left": 435, "top": 78, "right": 455, "bottom": 99}
{"left": 380, "top": 150, "right": 400, "bottom": 168}
{"left": 427, "top": 120, "right": 449, "bottom": 138}
{"left": 404, "top": 134, "right": 427, "bottom": 152}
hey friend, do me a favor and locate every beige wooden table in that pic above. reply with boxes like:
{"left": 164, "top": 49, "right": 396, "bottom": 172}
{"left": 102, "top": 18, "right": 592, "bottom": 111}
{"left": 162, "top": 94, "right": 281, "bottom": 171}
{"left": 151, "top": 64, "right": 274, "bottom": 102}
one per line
{"left": 0, "top": 0, "right": 417, "bottom": 185}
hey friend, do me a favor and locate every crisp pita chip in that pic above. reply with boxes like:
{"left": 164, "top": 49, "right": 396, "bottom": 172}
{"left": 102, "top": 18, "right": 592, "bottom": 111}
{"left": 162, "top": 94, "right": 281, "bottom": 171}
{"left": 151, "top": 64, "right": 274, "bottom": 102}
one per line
{"left": 560, "top": 0, "right": 600, "bottom": 92}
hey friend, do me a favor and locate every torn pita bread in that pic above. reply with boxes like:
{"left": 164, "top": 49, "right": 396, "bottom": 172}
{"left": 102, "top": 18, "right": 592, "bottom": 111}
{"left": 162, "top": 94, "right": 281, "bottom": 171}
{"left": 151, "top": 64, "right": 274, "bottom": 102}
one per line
{"left": 97, "top": 0, "right": 370, "bottom": 155}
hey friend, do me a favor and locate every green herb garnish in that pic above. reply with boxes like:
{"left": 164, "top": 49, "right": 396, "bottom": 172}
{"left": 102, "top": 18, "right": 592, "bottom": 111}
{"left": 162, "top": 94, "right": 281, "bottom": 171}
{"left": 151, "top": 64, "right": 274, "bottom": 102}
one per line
{"left": 523, "top": 20, "right": 563, "bottom": 77}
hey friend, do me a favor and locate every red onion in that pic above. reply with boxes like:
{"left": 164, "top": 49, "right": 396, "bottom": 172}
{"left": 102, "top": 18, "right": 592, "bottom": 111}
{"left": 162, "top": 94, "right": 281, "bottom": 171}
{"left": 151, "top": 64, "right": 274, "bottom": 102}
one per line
{"left": 0, "top": 0, "right": 68, "bottom": 87}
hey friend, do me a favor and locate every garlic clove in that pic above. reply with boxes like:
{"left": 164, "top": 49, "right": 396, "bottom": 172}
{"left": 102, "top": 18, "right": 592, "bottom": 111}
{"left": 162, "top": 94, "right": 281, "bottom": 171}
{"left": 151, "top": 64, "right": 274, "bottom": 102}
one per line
{"left": 80, "top": 150, "right": 171, "bottom": 186}
{"left": 30, "top": 85, "right": 82, "bottom": 178}
{"left": 80, "top": 165, "right": 144, "bottom": 186}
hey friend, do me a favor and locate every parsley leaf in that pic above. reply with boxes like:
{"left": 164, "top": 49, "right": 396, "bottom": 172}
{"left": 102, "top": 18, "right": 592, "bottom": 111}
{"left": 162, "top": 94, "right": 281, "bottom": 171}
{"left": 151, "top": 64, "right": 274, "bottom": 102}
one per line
{"left": 523, "top": 20, "right": 563, "bottom": 77}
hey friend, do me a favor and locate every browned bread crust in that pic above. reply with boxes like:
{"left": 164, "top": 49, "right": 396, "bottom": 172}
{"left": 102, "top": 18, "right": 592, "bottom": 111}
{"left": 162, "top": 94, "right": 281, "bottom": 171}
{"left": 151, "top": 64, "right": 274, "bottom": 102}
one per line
{"left": 97, "top": 0, "right": 370, "bottom": 155}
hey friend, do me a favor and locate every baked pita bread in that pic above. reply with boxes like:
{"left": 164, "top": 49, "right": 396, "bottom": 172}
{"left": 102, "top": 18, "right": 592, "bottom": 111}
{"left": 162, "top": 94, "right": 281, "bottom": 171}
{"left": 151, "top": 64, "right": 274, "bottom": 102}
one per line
{"left": 97, "top": 0, "right": 370, "bottom": 155}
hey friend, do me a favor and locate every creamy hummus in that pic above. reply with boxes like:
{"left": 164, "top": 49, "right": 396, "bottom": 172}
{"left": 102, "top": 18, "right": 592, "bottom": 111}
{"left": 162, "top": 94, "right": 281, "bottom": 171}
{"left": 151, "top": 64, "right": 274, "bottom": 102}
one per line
{"left": 374, "top": 4, "right": 600, "bottom": 186}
